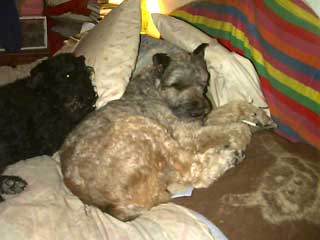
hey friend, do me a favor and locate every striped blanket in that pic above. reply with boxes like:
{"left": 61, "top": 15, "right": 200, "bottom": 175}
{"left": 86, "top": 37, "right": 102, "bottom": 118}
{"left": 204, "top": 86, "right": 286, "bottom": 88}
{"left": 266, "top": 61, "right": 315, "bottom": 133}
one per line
{"left": 171, "top": 0, "right": 320, "bottom": 150}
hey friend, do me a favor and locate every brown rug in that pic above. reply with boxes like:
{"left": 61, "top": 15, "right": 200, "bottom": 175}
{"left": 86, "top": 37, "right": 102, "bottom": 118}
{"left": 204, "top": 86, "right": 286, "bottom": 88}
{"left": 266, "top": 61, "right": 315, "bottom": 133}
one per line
{"left": 173, "top": 131, "right": 320, "bottom": 240}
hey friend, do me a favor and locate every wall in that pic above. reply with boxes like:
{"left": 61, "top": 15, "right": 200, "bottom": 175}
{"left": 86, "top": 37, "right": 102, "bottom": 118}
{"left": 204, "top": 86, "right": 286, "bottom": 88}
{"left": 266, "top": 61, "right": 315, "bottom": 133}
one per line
{"left": 160, "top": 0, "right": 194, "bottom": 14}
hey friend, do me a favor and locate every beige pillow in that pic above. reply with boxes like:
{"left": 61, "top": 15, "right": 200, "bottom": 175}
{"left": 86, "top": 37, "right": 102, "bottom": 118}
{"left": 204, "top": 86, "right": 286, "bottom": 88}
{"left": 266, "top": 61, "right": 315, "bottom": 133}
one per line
{"left": 151, "top": 13, "right": 268, "bottom": 110}
{"left": 151, "top": 13, "right": 214, "bottom": 53}
{"left": 74, "top": 0, "right": 141, "bottom": 108}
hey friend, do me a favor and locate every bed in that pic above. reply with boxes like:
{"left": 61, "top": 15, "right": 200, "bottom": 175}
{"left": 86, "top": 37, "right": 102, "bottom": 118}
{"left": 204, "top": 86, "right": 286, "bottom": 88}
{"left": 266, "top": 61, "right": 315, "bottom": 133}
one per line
{"left": 0, "top": 0, "right": 319, "bottom": 239}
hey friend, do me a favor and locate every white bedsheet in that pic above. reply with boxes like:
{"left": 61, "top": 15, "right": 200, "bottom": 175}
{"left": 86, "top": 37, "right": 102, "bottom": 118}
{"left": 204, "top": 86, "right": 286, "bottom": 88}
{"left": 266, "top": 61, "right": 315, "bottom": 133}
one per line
{"left": 1, "top": 155, "right": 216, "bottom": 240}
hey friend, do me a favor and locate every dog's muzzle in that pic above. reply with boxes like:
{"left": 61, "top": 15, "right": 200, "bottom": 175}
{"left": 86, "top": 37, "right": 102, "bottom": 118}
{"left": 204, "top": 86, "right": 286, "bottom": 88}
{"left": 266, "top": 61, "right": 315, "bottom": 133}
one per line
{"left": 172, "top": 99, "right": 212, "bottom": 119}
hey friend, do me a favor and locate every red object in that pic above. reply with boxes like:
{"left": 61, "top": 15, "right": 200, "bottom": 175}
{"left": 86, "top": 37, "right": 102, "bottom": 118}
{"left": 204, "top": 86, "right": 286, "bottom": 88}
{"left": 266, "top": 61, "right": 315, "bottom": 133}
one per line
{"left": 44, "top": 0, "right": 90, "bottom": 54}
{"left": 47, "top": 18, "right": 65, "bottom": 55}
{"left": 20, "top": 0, "right": 44, "bottom": 16}
{"left": 44, "top": 0, "right": 90, "bottom": 16}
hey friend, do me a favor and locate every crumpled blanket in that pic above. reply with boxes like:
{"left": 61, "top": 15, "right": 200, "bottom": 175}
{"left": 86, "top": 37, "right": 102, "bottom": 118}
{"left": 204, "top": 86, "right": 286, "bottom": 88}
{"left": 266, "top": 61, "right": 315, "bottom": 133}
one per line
{"left": 0, "top": 155, "right": 217, "bottom": 240}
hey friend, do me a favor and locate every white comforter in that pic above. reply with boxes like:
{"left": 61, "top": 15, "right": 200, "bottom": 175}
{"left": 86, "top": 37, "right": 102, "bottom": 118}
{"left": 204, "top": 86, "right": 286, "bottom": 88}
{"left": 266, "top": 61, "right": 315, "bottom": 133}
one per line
{"left": 1, "top": 155, "right": 216, "bottom": 240}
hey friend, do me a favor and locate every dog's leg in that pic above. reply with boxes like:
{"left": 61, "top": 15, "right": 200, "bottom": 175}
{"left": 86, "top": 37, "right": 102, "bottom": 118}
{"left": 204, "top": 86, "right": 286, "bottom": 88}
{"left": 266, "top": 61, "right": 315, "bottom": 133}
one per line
{"left": 174, "top": 123, "right": 251, "bottom": 189}
{"left": 175, "top": 122, "right": 252, "bottom": 153}
{"left": 205, "top": 100, "right": 276, "bottom": 131}
{"left": 0, "top": 175, "right": 28, "bottom": 198}
{"left": 191, "top": 146, "right": 245, "bottom": 188}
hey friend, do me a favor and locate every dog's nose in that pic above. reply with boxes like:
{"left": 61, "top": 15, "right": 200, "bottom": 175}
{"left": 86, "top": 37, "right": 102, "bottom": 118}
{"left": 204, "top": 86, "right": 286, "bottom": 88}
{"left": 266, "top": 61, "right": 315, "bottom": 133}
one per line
{"left": 188, "top": 100, "right": 211, "bottom": 118}
{"left": 189, "top": 106, "right": 208, "bottom": 118}
{"left": 77, "top": 55, "right": 85, "bottom": 62}
{"left": 190, "top": 109, "right": 204, "bottom": 118}
{"left": 263, "top": 121, "right": 278, "bottom": 129}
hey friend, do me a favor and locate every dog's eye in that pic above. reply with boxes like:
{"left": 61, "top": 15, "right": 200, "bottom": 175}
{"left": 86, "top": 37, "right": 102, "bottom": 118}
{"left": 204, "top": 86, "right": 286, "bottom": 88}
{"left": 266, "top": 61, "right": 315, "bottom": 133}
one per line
{"left": 66, "top": 74, "right": 70, "bottom": 78}
{"left": 170, "top": 83, "right": 186, "bottom": 90}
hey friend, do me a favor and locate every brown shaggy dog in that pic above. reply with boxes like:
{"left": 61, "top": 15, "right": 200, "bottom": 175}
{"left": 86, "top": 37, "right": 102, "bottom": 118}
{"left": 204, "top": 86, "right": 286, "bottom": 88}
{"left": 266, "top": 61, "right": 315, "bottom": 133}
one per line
{"left": 60, "top": 44, "right": 275, "bottom": 221}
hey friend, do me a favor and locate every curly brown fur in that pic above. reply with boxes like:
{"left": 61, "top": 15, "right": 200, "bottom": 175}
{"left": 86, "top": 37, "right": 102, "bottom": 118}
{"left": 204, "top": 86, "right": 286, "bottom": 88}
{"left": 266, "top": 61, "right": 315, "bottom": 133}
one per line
{"left": 60, "top": 44, "right": 275, "bottom": 221}
{"left": 0, "top": 53, "right": 97, "bottom": 200}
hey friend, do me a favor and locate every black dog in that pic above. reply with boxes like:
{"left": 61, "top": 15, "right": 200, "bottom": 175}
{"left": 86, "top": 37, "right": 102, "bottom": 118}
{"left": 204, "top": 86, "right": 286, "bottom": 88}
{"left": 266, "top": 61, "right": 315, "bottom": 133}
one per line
{"left": 0, "top": 53, "right": 97, "bottom": 201}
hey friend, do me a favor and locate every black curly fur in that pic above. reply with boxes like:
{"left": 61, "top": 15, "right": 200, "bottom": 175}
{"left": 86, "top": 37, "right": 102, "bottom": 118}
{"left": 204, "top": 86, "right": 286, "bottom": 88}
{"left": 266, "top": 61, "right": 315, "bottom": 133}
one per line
{"left": 0, "top": 53, "right": 97, "bottom": 200}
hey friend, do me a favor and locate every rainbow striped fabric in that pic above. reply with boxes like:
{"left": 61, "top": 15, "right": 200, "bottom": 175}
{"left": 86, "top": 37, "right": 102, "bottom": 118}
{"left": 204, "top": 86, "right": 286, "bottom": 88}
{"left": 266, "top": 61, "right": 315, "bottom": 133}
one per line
{"left": 171, "top": 0, "right": 320, "bottom": 150}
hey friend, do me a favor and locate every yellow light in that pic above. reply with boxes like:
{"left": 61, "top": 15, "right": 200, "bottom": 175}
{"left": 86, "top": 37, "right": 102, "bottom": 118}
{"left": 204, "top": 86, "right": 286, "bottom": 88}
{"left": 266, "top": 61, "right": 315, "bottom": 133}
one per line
{"left": 146, "top": 0, "right": 160, "bottom": 13}
{"left": 141, "top": 0, "right": 161, "bottom": 38}
{"left": 108, "top": 0, "right": 124, "bottom": 4}
{"left": 109, "top": 0, "right": 161, "bottom": 38}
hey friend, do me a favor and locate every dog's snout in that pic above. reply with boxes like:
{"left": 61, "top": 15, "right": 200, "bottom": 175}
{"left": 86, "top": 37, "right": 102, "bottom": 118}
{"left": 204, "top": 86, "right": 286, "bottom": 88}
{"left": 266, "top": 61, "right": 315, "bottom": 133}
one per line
{"left": 190, "top": 108, "right": 205, "bottom": 117}
{"left": 77, "top": 55, "right": 86, "bottom": 63}
{"left": 264, "top": 121, "right": 277, "bottom": 129}
{"left": 188, "top": 100, "right": 211, "bottom": 118}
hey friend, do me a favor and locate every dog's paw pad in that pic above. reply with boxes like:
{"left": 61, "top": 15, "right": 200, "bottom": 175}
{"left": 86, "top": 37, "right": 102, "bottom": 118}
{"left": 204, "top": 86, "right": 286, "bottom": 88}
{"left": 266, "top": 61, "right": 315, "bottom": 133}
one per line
{"left": 219, "top": 148, "right": 245, "bottom": 166}
{"left": 233, "top": 150, "right": 245, "bottom": 165}
{"left": 0, "top": 176, "right": 28, "bottom": 195}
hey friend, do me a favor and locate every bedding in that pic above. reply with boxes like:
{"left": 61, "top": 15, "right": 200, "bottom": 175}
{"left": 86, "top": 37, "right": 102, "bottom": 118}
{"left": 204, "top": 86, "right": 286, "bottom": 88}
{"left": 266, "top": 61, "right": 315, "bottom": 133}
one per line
{"left": 0, "top": 1, "right": 319, "bottom": 239}
{"left": 174, "top": 130, "right": 320, "bottom": 240}
{"left": 74, "top": 0, "right": 141, "bottom": 108}
{"left": 50, "top": 15, "right": 85, "bottom": 38}
{"left": 0, "top": 156, "right": 217, "bottom": 240}
{"left": 170, "top": 0, "right": 320, "bottom": 150}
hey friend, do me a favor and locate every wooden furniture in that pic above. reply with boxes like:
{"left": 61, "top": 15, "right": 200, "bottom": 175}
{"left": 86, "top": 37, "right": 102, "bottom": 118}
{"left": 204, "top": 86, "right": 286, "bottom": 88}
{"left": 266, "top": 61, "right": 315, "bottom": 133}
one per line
{"left": 0, "top": 15, "right": 50, "bottom": 67}
{"left": 0, "top": 48, "right": 51, "bottom": 66}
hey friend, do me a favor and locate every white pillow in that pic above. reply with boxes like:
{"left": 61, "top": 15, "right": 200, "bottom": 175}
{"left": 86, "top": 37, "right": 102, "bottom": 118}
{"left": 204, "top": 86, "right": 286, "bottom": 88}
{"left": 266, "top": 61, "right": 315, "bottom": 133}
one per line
{"left": 151, "top": 13, "right": 215, "bottom": 53}
{"left": 74, "top": 0, "right": 141, "bottom": 108}
{"left": 151, "top": 13, "right": 269, "bottom": 110}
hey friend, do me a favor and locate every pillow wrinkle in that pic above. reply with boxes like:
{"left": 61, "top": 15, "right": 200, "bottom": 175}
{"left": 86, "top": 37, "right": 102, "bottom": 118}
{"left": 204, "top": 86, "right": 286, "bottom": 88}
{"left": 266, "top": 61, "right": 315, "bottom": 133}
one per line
{"left": 74, "top": 0, "right": 141, "bottom": 108}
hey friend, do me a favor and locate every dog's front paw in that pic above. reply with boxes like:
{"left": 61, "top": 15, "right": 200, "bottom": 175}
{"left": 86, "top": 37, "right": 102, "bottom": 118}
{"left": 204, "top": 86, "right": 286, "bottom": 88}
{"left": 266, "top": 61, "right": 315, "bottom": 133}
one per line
{"left": 206, "top": 101, "right": 276, "bottom": 131}
{"left": 217, "top": 123, "right": 252, "bottom": 153}
{"left": 230, "top": 149, "right": 246, "bottom": 166}
{"left": 0, "top": 175, "right": 28, "bottom": 195}
{"left": 236, "top": 101, "right": 277, "bottom": 131}
{"left": 193, "top": 147, "right": 246, "bottom": 188}
{"left": 220, "top": 146, "right": 246, "bottom": 167}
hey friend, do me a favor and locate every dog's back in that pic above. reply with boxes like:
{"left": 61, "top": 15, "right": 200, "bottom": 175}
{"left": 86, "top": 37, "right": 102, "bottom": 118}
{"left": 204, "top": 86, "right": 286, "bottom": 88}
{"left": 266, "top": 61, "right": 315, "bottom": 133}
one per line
{"left": 0, "top": 78, "right": 46, "bottom": 170}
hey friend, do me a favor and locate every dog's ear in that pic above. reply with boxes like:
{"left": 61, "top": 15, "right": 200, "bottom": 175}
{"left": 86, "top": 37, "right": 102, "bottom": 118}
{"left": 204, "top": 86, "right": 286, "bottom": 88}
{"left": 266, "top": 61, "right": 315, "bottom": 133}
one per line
{"left": 27, "top": 61, "right": 48, "bottom": 89}
{"left": 152, "top": 53, "right": 171, "bottom": 74}
{"left": 76, "top": 55, "right": 86, "bottom": 63}
{"left": 192, "top": 43, "right": 209, "bottom": 59}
